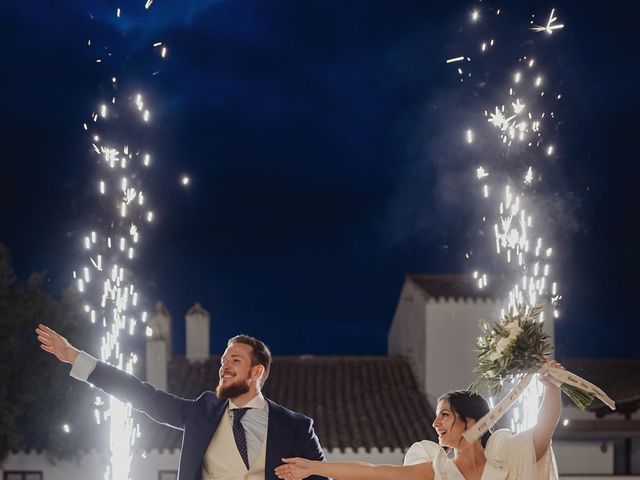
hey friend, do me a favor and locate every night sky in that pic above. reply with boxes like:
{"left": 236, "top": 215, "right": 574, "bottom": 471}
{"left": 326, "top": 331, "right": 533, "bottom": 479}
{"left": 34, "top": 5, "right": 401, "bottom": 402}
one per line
{"left": 1, "top": 0, "right": 638, "bottom": 357}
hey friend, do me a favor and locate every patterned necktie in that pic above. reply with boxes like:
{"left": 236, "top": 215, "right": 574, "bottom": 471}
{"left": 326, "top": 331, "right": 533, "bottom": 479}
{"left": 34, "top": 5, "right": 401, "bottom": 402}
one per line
{"left": 231, "top": 408, "right": 251, "bottom": 469}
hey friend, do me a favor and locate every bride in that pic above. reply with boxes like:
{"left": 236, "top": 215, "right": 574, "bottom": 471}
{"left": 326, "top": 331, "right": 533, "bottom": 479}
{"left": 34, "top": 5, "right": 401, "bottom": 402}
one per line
{"left": 275, "top": 361, "right": 562, "bottom": 480}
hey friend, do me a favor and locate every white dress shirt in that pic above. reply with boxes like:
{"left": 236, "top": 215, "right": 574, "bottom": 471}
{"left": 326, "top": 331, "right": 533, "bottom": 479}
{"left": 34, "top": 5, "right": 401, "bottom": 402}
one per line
{"left": 228, "top": 394, "right": 269, "bottom": 467}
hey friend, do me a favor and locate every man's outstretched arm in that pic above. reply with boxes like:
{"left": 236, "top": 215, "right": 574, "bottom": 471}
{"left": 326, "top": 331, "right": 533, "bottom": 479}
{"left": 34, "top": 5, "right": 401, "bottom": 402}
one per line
{"left": 36, "top": 323, "right": 193, "bottom": 429}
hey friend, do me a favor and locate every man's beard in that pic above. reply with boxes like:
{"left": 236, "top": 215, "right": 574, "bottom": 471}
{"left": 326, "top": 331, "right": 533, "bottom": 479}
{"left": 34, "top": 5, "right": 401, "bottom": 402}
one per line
{"left": 216, "top": 376, "right": 251, "bottom": 399}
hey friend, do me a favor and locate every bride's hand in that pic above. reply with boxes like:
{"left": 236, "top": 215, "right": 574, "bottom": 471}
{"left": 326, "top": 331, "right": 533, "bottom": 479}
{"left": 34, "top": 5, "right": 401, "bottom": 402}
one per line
{"left": 539, "top": 359, "right": 564, "bottom": 389}
{"left": 275, "top": 457, "right": 313, "bottom": 480}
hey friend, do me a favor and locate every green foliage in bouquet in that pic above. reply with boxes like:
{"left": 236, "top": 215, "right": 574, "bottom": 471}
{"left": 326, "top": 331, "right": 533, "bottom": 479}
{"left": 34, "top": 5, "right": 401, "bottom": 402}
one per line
{"left": 469, "top": 305, "right": 594, "bottom": 410}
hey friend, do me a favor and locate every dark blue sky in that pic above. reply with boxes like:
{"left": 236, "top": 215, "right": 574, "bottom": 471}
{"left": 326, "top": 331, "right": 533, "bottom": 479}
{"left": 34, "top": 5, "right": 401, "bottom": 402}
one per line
{"left": 1, "top": 0, "right": 638, "bottom": 357}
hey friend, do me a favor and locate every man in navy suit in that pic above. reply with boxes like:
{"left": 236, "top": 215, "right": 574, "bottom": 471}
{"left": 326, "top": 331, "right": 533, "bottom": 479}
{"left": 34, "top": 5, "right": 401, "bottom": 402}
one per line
{"left": 36, "top": 324, "right": 327, "bottom": 480}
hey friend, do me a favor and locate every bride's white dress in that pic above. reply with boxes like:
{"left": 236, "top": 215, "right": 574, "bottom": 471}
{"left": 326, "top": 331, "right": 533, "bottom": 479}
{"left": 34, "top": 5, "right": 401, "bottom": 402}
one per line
{"left": 403, "top": 429, "right": 558, "bottom": 480}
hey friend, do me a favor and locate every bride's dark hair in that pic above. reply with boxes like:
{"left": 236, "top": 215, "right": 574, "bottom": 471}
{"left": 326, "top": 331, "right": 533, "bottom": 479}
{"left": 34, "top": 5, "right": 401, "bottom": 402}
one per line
{"left": 438, "top": 390, "right": 492, "bottom": 448}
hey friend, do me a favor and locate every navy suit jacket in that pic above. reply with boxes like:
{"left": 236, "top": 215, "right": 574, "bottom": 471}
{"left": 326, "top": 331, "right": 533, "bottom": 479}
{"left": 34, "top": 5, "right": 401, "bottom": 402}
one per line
{"left": 89, "top": 361, "right": 327, "bottom": 480}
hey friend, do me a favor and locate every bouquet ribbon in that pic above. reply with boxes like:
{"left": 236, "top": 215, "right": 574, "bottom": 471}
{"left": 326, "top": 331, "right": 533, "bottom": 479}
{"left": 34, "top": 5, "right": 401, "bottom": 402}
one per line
{"left": 462, "top": 365, "right": 616, "bottom": 444}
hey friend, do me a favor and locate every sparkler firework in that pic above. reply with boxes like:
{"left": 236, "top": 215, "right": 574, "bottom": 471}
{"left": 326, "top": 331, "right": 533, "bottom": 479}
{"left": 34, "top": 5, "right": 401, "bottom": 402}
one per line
{"left": 70, "top": 5, "right": 166, "bottom": 479}
{"left": 448, "top": 5, "right": 566, "bottom": 432}
{"left": 75, "top": 88, "right": 156, "bottom": 479}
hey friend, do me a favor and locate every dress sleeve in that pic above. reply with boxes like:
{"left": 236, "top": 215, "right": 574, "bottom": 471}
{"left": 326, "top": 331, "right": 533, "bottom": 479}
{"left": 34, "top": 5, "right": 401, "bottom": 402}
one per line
{"left": 403, "top": 440, "right": 443, "bottom": 465}
{"left": 485, "top": 429, "right": 559, "bottom": 479}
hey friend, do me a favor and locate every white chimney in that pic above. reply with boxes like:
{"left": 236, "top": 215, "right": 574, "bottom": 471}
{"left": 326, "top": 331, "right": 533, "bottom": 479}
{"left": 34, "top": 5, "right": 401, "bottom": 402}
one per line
{"left": 186, "top": 303, "right": 210, "bottom": 362}
{"left": 145, "top": 301, "right": 172, "bottom": 390}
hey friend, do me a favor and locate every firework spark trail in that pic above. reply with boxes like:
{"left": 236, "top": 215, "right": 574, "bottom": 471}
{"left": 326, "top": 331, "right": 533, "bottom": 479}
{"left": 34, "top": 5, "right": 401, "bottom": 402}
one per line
{"left": 71, "top": 6, "right": 168, "bottom": 478}
{"left": 449, "top": 6, "right": 565, "bottom": 432}
{"left": 75, "top": 90, "right": 155, "bottom": 479}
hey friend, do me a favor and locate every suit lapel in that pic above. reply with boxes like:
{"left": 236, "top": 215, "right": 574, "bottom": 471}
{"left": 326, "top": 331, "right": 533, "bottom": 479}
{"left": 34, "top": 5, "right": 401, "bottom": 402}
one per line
{"left": 265, "top": 399, "right": 286, "bottom": 480}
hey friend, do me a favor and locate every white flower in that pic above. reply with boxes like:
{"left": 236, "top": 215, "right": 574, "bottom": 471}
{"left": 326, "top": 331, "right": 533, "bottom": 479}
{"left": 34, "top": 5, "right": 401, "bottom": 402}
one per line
{"left": 505, "top": 323, "right": 523, "bottom": 340}
{"left": 488, "top": 350, "right": 501, "bottom": 361}
{"left": 496, "top": 336, "right": 511, "bottom": 355}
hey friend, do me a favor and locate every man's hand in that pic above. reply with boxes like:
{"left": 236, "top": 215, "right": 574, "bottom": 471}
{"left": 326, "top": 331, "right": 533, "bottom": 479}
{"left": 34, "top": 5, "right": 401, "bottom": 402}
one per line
{"left": 36, "top": 324, "right": 79, "bottom": 364}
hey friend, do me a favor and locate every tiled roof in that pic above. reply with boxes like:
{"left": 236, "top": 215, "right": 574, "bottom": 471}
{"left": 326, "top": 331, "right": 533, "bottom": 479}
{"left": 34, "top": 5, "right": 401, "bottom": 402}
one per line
{"left": 407, "top": 273, "right": 508, "bottom": 301}
{"left": 137, "top": 355, "right": 437, "bottom": 452}
{"left": 559, "top": 357, "right": 640, "bottom": 415}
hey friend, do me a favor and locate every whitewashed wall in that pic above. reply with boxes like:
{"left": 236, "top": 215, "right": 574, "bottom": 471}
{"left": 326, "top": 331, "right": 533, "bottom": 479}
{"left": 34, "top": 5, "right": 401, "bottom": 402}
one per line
{"left": 3, "top": 451, "right": 105, "bottom": 480}
{"left": 388, "top": 280, "right": 428, "bottom": 390}
{"left": 2, "top": 449, "right": 180, "bottom": 480}
{"left": 424, "top": 298, "right": 504, "bottom": 404}
{"left": 554, "top": 440, "right": 615, "bottom": 474}
{"left": 325, "top": 447, "right": 405, "bottom": 465}
{"left": 3, "top": 447, "right": 402, "bottom": 479}
{"left": 4, "top": 445, "right": 636, "bottom": 478}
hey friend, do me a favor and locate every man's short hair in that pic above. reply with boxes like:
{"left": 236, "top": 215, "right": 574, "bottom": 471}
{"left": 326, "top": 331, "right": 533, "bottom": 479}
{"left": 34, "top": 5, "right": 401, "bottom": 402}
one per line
{"left": 228, "top": 334, "right": 272, "bottom": 385}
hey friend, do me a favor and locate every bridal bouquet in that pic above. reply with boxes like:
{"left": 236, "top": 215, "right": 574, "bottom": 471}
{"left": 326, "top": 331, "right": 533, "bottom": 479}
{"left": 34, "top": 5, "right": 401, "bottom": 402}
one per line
{"left": 470, "top": 305, "right": 595, "bottom": 410}
{"left": 463, "top": 305, "right": 615, "bottom": 444}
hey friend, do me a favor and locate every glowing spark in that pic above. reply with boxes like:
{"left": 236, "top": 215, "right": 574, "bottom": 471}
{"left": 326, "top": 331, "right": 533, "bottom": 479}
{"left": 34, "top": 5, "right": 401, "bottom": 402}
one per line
{"left": 535, "top": 76, "right": 543, "bottom": 87}
{"left": 116, "top": 8, "right": 121, "bottom": 18}
{"left": 161, "top": 47, "right": 167, "bottom": 58}
{"left": 512, "top": 99, "right": 525, "bottom": 114}
{"left": 514, "top": 72, "right": 521, "bottom": 83}
{"left": 488, "top": 107, "right": 515, "bottom": 130}
{"left": 466, "top": 129, "right": 474, "bottom": 143}
{"left": 63, "top": 424, "right": 70, "bottom": 433}
{"left": 546, "top": 145, "right": 554, "bottom": 156}
{"left": 471, "top": 10, "right": 479, "bottom": 22}
{"left": 145, "top": 0, "right": 154, "bottom": 9}
{"left": 143, "top": 110, "right": 150, "bottom": 122}
{"left": 153, "top": 42, "right": 163, "bottom": 47}
{"left": 531, "top": 9, "right": 565, "bottom": 34}
{"left": 524, "top": 167, "right": 534, "bottom": 184}
{"left": 476, "top": 166, "right": 489, "bottom": 179}
{"left": 446, "top": 56, "right": 465, "bottom": 63}
{"left": 181, "top": 175, "right": 191, "bottom": 186}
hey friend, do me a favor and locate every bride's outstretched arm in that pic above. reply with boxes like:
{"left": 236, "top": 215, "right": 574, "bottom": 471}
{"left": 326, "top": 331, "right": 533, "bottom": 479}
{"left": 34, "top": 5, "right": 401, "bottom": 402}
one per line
{"left": 533, "top": 360, "right": 563, "bottom": 461}
{"left": 275, "top": 458, "right": 433, "bottom": 480}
